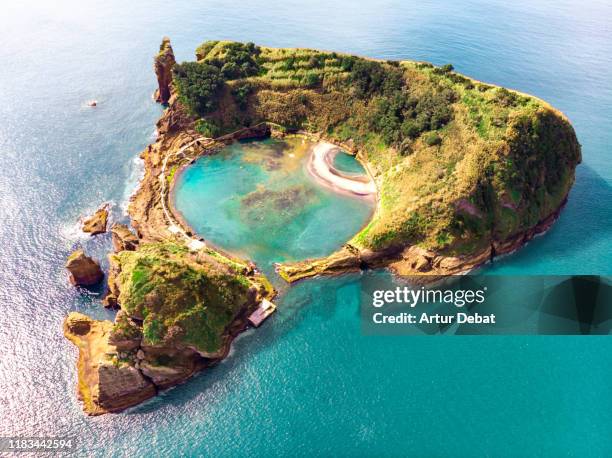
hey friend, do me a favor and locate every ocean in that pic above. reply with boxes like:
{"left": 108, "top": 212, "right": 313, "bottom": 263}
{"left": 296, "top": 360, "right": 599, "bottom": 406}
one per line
{"left": 0, "top": 0, "right": 610, "bottom": 456}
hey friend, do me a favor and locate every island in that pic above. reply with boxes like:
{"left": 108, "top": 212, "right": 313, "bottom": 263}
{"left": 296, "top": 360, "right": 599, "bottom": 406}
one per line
{"left": 63, "top": 38, "right": 580, "bottom": 415}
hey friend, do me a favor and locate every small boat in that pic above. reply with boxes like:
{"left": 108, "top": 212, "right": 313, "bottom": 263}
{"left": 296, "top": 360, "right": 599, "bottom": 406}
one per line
{"left": 87, "top": 100, "right": 98, "bottom": 107}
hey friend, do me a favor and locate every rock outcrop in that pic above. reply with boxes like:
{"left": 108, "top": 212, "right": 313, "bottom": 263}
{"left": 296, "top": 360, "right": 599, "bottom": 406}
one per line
{"left": 154, "top": 37, "right": 176, "bottom": 104}
{"left": 81, "top": 204, "right": 109, "bottom": 235}
{"left": 63, "top": 313, "right": 156, "bottom": 415}
{"left": 110, "top": 223, "right": 139, "bottom": 252}
{"left": 65, "top": 242, "right": 275, "bottom": 415}
{"left": 65, "top": 250, "right": 103, "bottom": 286}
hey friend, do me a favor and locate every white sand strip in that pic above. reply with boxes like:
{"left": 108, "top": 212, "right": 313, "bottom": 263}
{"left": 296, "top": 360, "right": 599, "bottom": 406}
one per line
{"left": 308, "top": 141, "right": 376, "bottom": 196}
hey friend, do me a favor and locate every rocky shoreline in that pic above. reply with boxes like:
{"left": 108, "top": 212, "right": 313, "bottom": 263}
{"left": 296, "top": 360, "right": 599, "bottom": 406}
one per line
{"left": 63, "top": 43, "right": 276, "bottom": 416}
{"left": 276, "top": 196, "right": 569, "bottom": 283}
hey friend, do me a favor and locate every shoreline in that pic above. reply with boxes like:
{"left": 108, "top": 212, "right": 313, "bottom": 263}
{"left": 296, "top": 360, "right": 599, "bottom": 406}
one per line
{"left": 276, "top": 195, "right": 571, "bottom": 283}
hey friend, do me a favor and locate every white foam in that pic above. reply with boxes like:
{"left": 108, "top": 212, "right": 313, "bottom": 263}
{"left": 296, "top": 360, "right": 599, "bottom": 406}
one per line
{"left": 121, "top": 154, "right": 145, "bottom": 213}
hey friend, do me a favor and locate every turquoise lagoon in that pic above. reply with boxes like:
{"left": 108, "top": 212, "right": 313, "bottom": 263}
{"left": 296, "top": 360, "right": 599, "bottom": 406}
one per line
{"left": 173, "top": 137, "right": 374, "bottom": 277}
{"left": 1, "top": 0, "right": 611, "bottom": 456}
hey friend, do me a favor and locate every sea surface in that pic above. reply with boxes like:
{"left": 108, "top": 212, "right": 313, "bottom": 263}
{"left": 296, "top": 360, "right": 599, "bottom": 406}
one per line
{"left": 0, "top": 0, "right": 611, "bottom": 456}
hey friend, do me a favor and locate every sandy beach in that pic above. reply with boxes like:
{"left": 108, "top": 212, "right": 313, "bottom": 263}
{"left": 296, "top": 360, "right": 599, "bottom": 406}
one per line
{"left": 307, "top": 141, "right": 376, "bottom": 197}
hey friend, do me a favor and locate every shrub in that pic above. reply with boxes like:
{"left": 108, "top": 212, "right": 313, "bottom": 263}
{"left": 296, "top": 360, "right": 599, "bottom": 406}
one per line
{"left": 232, "top": 82, "right": 253, "bottom": 110}
{"left": 424, "top": 132, "right": 442, "bottom": 146}
{"left": 349, "top": 60, "right": 388, "bottom": 98}
{"left": 302, "top": 72, "right": 322, "bottom": 87}
{"left": 173, "top": 62, "right": 223, "bottom": 115}
{"left": 494, "top": 87, "right": 518, "bottom": 107}
{"left": 306, "top": 54, "right": 325, "bottom": 69}
{"left": 340, "top": 55, "right": 357, "bottom": 71}
{"left": 195, "top": 118, "right": 220, "bottom": 137}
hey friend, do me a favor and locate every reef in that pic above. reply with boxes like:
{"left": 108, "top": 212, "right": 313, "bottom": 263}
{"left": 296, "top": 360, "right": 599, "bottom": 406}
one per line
{"left": 240, "top": 185, "right": 317, "bottom": 224}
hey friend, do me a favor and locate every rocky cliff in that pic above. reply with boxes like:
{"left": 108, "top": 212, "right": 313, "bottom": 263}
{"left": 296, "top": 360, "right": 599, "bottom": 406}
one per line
{"left": 65, "top": 249, "right": 104, "bottom": 286}
{"left": 154, "top": 37, "right": 176, "bottom": 104}
{"left": 64, "top": 313, "right": 156, "bottom": 415}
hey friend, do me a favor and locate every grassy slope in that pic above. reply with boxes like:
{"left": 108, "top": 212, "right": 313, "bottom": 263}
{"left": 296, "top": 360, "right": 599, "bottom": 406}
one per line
{"left": 176, "top": 41, "right": 581, "bottom": 257}
{"left": 110, "top": 242, "right": 254, "bottom": 355}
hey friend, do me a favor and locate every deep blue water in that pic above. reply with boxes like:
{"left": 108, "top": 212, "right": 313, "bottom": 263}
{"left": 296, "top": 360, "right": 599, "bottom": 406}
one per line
{"left": 0, "top": 0, "right": 610, "bottom": 456}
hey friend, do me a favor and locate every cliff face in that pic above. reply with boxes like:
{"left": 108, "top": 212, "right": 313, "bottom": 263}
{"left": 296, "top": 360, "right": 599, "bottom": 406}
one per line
{"left": 154, "top": 37, "right": 176, "bottom": 104}
{"left": 110, "top": 223, "right": 139, "bottom": 252}
{"left": 63, "top": 313, "right": 156, "bottom": 415}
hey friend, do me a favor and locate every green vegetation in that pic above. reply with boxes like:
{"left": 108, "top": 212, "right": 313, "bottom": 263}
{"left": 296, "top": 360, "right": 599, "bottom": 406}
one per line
{"left": 111, "top": 242, "right": 254, "bottom": 354}
{"left": 172, "top": 41, "right": 581, "bottom": 256}
{"left": 173, "top": 62, "right": 223, "bottom": 115}
{"left": 166, "top": 165, "right": 178, "bottom": 184}
{"left": 194, "top": 118, "right": 220, "bottom": 137}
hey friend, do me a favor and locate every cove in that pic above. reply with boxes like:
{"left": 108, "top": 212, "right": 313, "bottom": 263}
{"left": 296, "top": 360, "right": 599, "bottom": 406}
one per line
{"left": 172, "top": 136, "right": 375, "bottom": 277}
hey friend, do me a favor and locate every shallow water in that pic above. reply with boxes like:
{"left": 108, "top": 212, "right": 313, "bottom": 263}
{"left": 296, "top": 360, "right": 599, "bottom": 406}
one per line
{"left": 332, "top": 150, "right": 367, "bottom": 176}
{"left": 1, "top": 0, "right": 611, "bottom": 456}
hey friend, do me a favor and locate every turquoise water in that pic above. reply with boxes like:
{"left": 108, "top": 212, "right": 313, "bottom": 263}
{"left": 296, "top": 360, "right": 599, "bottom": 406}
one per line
{"left": 173, "top": 137, "right": 374, "bottom": 274}
{"left": 0, "top": 0, "right": 611, "bottom": 456}
{"left": 333, "top": 151, "right": 367, "bottom": 176}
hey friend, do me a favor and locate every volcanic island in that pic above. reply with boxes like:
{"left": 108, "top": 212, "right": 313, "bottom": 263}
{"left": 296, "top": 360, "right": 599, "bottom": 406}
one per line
{"left": 63, "top": 38, "right": 580, "bottom": 414}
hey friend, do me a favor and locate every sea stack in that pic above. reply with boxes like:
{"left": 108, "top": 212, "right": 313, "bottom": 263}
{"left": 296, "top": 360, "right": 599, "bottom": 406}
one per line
{"left": 82, "top": 204, "right": 109, "bottom": 235}
{"left": 154, "top": 37, "right": 176, "bottom": 104}
{"left": 65, "top": 249, "right": 104, "bottom": 286}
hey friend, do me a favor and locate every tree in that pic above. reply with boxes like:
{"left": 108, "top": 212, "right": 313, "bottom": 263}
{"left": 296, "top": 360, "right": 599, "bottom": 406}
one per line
{"left": 173, "top": 62, "right": 223, "bottom": 115}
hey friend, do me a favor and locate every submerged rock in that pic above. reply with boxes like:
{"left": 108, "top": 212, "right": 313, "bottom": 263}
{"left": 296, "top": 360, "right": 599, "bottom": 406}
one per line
{"left": 81, "top": 204, "right": 109, "bottom": 235}
{"left": 240, "top": 185, "right": 317, "bottom": 224}
{"left": 154, "top": 37, "right": 176, "bottom": 104}
{"left": 65, "top": 249, "right": 103, "bottom": 286}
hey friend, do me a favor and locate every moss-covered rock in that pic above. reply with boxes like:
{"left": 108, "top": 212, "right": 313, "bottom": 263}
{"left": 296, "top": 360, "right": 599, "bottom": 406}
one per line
{"left": 109, "top": 242, "right": 259, "bottom": 356}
